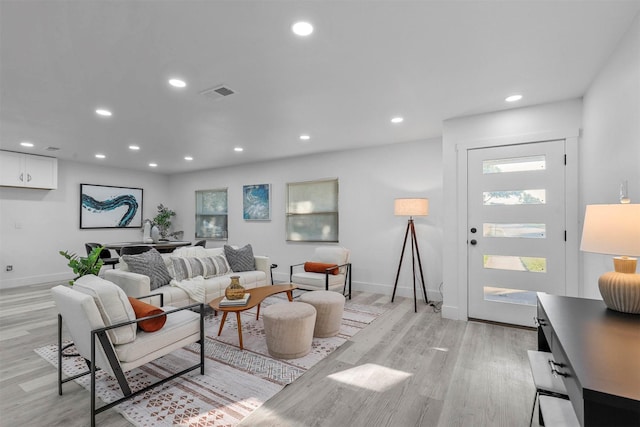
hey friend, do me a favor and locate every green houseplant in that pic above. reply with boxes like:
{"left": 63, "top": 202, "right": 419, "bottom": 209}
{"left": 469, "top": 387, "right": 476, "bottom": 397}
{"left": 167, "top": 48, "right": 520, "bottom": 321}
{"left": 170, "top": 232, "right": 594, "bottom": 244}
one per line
{"left": 59, "top": 246, "right": 104, "bottom": 285}
{"left": 153, "top": 203, "right": 176, "bottom": 240}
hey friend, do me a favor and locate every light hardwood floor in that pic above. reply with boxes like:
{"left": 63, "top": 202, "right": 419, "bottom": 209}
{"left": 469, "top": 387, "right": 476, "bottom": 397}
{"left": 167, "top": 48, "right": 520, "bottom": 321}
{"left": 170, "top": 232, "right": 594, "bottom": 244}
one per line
{"left": 0, "top": 282, "right": 541, "bottom": 427}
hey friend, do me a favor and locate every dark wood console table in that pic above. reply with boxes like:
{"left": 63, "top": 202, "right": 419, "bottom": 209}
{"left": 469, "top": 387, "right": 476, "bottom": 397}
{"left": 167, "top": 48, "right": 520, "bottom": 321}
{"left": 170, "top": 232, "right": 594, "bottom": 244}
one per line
{"left": 104, "top": 241, "right": 191, "bottom": 254}
{"left": 537, "top": 293, "right": 640, "bottom": 426}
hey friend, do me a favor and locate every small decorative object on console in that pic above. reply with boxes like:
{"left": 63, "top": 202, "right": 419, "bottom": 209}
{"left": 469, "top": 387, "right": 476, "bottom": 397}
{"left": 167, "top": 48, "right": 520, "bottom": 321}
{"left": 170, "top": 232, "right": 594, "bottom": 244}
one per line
{"left": 225, "top": 275, "right": 245, "bottom": 300}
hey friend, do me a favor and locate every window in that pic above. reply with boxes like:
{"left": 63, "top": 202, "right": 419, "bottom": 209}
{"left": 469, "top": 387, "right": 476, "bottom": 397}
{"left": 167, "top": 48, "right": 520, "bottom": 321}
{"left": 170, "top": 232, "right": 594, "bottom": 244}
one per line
{"left": 286, "top": 178, "right": 338, "bottom": 242}
{"left": 195, "top": 189, "right": 227, "bottom": 240}
{"left": 483, "top": 189, "right": 546, "bottom": 205}
{"left": 482, "top": 155, "right": 546, "bottom": 174}
{"left": 483, "top": 223, "right": 546, "bottom": 238}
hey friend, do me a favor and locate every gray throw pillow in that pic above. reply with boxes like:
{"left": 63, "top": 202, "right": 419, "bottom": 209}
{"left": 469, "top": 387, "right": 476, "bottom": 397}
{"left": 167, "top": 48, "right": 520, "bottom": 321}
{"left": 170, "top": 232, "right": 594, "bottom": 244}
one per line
{"left": 122, "top": 248, "right": 172, "bottom": 290}
{"left": 224, "top": 244, "right": 256, "bottom": 272}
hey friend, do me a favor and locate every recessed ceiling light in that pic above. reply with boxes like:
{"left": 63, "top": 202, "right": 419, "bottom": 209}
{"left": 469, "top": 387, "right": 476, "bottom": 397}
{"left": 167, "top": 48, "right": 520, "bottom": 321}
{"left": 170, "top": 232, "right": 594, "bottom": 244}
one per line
{"left": 292, "top": 21, "right": 313, "bottom": 36}
{"left": 95, "top": 153, "right": 106, "bottom": 159}
{"left": 20, "top": 141, "right": 34, "bottom": 147}
{"left": 184, "top": 156, "right": 193, "bottom": 161}
{"left": 505, "top": 94, "right": 523, "bottom": 102}
{"left": 129, "top": 145, "right": 140, "bottom": 151}
{"left": 149, "top": 163, "right": 158, "bottom": 167}
{"left": 169, "top": 78, "right": 187, "bottom": 88}
{"left": 234, "top": 147, "right": 244, "bottom": 152}
{"left": 299, "top": 135, "right": 311, "bottom": 141}
{"left": 391, "top": 117, "right": 404, "bottom": 124}
{"left": 95, "top": 108, "right": 112, "bottom": 117}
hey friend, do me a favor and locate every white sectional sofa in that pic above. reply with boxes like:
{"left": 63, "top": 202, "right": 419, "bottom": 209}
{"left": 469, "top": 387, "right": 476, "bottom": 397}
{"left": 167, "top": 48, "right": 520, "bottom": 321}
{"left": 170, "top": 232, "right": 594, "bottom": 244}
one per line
{"left": 105, "top": 245, "right": 270, "bottom": 307}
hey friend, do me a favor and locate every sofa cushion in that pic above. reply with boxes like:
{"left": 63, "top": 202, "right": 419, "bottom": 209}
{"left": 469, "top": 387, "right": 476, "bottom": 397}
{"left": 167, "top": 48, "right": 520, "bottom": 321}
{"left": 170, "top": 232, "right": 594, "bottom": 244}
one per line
{"left": 114, "top": 306, "right": 201, "bottom": 365}
{"left": 122, "top": 248, "right": 172, "bottom": 290}
{"left": 170, "top": 255, "right": 230, "bottom": 281}
{"left": 224, "top": 244, "right": 256, "bottom": 272}
{"left": 127, "top": 297, "right": 166, "bottom": 332}
{"left": 74, "top": 275, "right": 137, "bottom": 344}
{"left": 171, "top": 246, "right": 208, "bottom": 258}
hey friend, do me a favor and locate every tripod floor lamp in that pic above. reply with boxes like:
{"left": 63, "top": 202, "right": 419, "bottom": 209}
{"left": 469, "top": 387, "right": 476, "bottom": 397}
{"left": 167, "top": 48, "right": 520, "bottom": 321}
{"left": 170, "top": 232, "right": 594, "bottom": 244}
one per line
{"left": 391, "top": 198, "right": 429, "bottom": 312}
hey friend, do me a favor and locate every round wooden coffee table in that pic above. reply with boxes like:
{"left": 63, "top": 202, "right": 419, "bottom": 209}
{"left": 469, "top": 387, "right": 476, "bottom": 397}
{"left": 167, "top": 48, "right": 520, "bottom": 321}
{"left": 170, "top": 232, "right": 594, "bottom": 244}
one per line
{"left": 209, "top": 284, "right": 297, "bottom": 350}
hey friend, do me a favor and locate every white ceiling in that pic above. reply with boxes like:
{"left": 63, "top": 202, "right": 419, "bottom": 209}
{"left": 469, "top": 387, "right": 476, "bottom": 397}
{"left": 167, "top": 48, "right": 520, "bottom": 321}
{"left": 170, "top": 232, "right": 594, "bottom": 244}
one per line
{"left": 1, "top": 1, "right": 639, "bottom": 174}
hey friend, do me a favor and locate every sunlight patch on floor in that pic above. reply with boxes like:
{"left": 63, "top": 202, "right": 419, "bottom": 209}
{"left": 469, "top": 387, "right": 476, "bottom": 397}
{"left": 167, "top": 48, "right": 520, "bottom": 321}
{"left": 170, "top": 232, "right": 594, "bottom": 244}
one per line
{"left": 327, "top": 363, "right": 412, "bottom": 392}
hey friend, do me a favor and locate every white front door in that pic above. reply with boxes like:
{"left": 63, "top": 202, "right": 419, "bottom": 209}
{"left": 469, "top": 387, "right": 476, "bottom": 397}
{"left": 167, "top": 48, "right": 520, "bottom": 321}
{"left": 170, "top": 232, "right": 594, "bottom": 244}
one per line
{"left": 467, "top": 140, "right": 566, "bottom": 326}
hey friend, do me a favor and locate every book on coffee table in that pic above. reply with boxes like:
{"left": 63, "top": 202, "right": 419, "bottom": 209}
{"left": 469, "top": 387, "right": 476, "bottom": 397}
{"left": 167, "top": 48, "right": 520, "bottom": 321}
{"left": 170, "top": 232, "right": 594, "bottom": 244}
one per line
{"left": 219, "top": 293, "right": 251, "bottom": 307}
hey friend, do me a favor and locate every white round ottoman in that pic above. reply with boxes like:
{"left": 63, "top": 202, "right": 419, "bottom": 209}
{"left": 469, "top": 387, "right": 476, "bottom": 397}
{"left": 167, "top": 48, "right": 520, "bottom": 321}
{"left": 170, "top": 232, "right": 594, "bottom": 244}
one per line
{"left": 263, "top": 302, "right": 316, "bottom": 359}
{"left": 299, "top": 291, "right": 345, "bottom": 337}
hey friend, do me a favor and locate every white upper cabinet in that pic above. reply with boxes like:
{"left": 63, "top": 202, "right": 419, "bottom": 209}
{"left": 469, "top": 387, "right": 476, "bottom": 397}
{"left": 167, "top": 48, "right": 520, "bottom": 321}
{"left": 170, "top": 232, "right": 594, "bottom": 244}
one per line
{"left": 0, "top": 150, "right": 58, "bottom": 189}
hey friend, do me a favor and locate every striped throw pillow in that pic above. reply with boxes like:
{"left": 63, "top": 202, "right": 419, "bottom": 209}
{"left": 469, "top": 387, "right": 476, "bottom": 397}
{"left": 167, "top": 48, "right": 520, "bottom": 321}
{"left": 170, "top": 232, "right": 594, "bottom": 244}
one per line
{"left": 171, "top": 255, "right": 231, "bottom": 281}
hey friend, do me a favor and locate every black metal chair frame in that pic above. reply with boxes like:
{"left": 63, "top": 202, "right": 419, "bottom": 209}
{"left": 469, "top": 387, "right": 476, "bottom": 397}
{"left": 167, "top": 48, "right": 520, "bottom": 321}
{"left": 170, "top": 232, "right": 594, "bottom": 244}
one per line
{"left": 85, "top": 243, "right": 119, "bottom": 269}
{"left": 119, "top": 245, "right": 153, "bottom": 256}
{"left": 289, "top": 262, "right": 352, "bottom": 299}
{"left": 270, "top": 263, "right": 278, "bottom": 285}
{"left": 57, "top": 292, "right": 204, "bottom": 427}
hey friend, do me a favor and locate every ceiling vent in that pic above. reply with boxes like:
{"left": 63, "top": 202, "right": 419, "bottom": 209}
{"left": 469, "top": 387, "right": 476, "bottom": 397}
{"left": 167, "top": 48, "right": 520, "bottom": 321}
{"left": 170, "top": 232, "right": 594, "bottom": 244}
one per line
{"left": 199, "top": 85, "right": 236, "bottom": 101}
{"left": 45, "top": 146, "right": 60, "bottom": 151}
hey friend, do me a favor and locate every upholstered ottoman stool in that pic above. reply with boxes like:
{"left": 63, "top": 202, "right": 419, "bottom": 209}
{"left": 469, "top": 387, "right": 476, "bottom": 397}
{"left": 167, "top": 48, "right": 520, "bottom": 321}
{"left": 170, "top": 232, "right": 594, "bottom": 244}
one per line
{"left": 299, "top": 290, "right": 345, "bottom": 337}
{"left": 263, "top": 302, "right": 316, "bottom": 359}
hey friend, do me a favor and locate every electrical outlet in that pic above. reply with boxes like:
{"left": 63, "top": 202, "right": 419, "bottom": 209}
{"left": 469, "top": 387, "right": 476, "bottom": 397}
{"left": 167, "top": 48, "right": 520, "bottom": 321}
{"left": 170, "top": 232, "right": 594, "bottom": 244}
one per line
{"left": 5, "top": 265, "right": 13, "bottom": 272}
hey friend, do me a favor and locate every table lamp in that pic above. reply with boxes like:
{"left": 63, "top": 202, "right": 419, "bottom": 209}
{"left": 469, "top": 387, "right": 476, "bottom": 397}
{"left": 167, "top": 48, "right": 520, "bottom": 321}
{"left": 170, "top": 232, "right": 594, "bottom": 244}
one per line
{"left": 580, "top": 203, "right": 640, "bottom": 314}
{"left": 391, "top": 198, "right": 429, "bottom": 312}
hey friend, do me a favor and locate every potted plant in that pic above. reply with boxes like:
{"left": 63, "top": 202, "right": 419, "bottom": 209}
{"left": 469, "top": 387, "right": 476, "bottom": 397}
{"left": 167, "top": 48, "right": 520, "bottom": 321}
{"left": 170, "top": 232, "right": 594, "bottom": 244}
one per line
{"left": 153, "top": 204, "right": 183, "bottom": 240}
{"left": 59, "top": 246, "right": 104, "bottom": 285}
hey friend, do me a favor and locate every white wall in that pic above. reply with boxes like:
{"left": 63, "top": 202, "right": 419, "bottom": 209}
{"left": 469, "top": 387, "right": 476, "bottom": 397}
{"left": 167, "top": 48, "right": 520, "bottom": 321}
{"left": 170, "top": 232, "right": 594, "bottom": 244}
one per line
{"left": 581, "top": 14, "right": 640, "bottom": 298}
{"left": 1, "top": 139, "right": 444, "bottom": 299}
{"left": 441, "top": 99, "right": 583, "bottom": 320}
{"left": 0, "top": 160, "right": 169, "bottom": 287}
{"left": 168, "top": 138, "right": 444, "bottom": 299}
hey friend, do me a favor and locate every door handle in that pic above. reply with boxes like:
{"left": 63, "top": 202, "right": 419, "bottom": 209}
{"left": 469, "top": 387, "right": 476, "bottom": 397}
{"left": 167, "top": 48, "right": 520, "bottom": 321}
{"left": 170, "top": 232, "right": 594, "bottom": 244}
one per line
{"left": 470, "top": 239, "right": 477, "bottom": 245}
{"left": 470, "top": 227, "right": 477, "bottom": 233}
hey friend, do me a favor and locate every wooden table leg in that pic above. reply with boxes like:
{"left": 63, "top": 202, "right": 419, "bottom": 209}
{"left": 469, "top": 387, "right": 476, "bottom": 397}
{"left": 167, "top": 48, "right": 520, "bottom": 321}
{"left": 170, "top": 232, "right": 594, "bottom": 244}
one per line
{"left": 256, "top": 303, "right": 261, "bottom": 320}
{"left": 236, "top": 312, "right": 243, "bottom": 350}
{"left": 286, "top": 290, "right": 293, "bottom": 301}
{"left": 217, "top": 312, "right": 228, "bottom": 336}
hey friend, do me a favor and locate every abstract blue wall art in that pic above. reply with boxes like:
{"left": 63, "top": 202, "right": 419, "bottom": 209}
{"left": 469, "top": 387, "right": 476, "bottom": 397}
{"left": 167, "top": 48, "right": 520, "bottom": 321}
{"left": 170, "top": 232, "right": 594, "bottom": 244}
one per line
{"left": 243, "top": 184, "right": 270, "bottom": 221}
{"left": 80, "top": 184, "right": 143, "bottom": 228}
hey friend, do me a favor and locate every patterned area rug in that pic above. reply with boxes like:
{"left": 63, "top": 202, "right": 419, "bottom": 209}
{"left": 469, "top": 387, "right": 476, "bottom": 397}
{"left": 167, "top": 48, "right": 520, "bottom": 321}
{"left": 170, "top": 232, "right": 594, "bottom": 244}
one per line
{"left": 35, "top": 293, "right": 388, "bottom": 426}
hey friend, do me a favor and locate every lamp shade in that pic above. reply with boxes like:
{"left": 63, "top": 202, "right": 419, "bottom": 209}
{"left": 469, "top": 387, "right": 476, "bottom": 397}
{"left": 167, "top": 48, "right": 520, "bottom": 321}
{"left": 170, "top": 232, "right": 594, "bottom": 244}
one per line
{"left": 394, "top": 198, "right": 428, "bottom": 216}
{"left": 580, "top": 204, "right": 640, "bottom": 256}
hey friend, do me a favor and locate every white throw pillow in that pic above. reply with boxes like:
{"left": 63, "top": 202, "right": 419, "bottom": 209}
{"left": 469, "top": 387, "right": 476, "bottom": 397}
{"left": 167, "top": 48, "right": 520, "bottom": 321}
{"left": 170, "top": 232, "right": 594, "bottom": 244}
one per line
{"left": 172, "top": 246, "right": 208, "bottom": 258}
{"left": 74, "top": 275, "right": 137, "bottom": 344}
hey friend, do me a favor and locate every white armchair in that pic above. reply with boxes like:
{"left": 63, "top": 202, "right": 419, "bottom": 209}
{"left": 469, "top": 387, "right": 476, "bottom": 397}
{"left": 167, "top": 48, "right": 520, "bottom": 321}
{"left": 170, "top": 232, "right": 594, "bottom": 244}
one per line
{"left": 290, "top": 246, "right": 352, "bottom": 299}
{"left": 51, "top": 275, "right": 204, "bottom": 427}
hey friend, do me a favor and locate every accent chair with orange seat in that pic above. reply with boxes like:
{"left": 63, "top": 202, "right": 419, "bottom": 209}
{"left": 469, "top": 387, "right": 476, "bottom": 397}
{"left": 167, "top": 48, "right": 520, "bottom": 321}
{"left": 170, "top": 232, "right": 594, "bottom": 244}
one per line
{"left": 290, "top": 246, "right": 351, "bottom": 299}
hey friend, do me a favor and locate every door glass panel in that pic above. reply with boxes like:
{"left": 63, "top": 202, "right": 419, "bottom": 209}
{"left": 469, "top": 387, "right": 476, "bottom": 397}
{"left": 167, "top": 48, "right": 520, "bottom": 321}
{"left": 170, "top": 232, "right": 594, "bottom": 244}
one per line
{"left": 483, "top": 155, "right": 545, "bottom": 174}
{"left": 483, "top": 223, "right": 546, "bottom": 238}
{"left": 483, "top": 189, "right": 546, "bottom": 205}
{"left": 483, "top": 255, "right": 547, "bottom": 272}
{"left": 483, "top": 286, "right": 537, "bottom": 306}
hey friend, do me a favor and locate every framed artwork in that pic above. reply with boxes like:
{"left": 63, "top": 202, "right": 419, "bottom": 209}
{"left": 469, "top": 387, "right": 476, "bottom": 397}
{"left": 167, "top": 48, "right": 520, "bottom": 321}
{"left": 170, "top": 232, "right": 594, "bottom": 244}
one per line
{"left": 243, "top": 184, "right": 271, "bottom": 221}
{"left": 80, "top": 184, "right": 143, "bottom": 229}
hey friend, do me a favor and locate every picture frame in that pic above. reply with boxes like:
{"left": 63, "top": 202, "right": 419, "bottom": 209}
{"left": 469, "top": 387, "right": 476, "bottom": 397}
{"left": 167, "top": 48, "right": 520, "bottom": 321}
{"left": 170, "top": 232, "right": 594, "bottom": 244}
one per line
{"left": 80, "top": 184, "right": 143, "bottom": 229}
{"left": 243, "top": 184, "right": 271, "bottom": 221}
